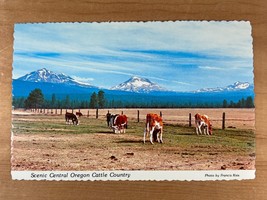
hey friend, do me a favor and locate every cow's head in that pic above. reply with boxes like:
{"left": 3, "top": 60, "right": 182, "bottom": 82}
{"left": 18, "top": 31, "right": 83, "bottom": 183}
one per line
{"left": 208, "top": 124, "right": 212, "bottom": 135}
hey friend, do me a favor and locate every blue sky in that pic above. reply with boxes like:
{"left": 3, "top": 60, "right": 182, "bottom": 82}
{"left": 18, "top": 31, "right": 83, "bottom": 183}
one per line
{"left": 13, "top": 21, "right": 253, "bottom": 91}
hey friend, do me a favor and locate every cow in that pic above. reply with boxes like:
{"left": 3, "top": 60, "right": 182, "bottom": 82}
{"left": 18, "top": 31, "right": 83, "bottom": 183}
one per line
{"left": 76, "top": 111, "right": 83, "bottom": 117}
{"left": 112, "top": 114, "right": 128, "bottom": 134}
{"left": 106, "top": 113, "right": 118, "bottom": 128}
{"left": 194, "top": 113, "right": 212, "bottom": 135}
{"left": 144, "top": 113, "right": 163, "bottom": 144}
{"left": 65, "top": 112, "right": 79, "bottom": 125}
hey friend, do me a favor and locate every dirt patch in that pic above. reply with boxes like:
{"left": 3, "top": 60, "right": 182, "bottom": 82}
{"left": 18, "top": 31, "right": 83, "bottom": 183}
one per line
{"left": 11, "top": 133, "right": 255, "bottom": 171}
{"left": 11, "top": 110, "right": 255, "bottom": 171}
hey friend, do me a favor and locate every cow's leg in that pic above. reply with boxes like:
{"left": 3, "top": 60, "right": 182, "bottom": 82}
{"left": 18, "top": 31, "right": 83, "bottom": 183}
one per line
{"left": 159, "top": 128, "right": 163, "bottom": 143}
{"left": 144, "top": 123, "right": 149, "bottom": 143}
{"left": 195, "top": 126, "right": 199, "bottom": 135}
{"left": 205, "top": 126, "right": 209, "bottom": 135}
{"left": 204, "top": 124, "right": 209, "bottom": 135}
{"left": 143, "top": 128, "right": 147, "bottom": 143}
{"left": 197, "top": 125, "right": 202, "bottom": 135}
{"left": 156, "top": 131, "right": 160, "bottom": 143}
{"left": 195, "top": 121, "right": 202, "bottom": 135}
{"left": 199, "top": 122, "right": 204, "bottom": 135}
{"left": 149, "top": 127, "right": 155, "bottom": 144}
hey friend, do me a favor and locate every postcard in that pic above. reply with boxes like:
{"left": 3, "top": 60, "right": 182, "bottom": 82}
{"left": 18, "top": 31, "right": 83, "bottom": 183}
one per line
{"left": 11, "top": 21, "right": 255, "bottom": 181}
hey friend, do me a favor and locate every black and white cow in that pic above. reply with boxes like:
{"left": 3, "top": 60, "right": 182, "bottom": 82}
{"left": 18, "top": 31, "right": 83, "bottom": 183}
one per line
{"left": 106, "top": 113, "right": 118, "bottom": 128}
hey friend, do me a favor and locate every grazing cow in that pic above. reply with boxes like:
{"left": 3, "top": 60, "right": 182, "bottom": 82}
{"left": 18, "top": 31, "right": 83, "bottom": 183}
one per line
{"left": 76, "top": 111, "right": 83, "bottom": 117}
{"left": 112, "top": 114, "right": 128, "bottom": 133}
{"left": 65, "top": 112, "right": 79, "bottom": 125}
{"left": 194, "top": 113, "right": 212, "bottom": 135}
{"left": 106, "top": 113, "right": 118, "bottom": 128}
{"left": 144, "top": 113, "right": 163, "bottom": 144}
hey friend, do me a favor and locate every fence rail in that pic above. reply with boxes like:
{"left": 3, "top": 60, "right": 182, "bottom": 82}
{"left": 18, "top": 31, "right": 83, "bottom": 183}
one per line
{"left": 27, "top": 108, "right": 255, "bottom": 130}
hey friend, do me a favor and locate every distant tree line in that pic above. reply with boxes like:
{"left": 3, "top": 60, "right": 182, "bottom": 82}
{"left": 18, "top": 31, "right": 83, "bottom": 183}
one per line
{"left": 12, "top": 88, "right": 255, "bottom": 109}
{"left": 222, "top": 96, "right": 254, "bottom": 108}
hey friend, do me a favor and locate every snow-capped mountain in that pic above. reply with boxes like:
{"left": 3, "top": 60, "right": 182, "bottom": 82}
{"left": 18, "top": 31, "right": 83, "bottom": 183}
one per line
{"left": 195, "top": 81, "right": 253, "bottom": 93}
{"left": 111, "top": 76, "right": 167, "bottom": 93}
{"left": 16, "top": 68, "right": 96, "bottom": 88}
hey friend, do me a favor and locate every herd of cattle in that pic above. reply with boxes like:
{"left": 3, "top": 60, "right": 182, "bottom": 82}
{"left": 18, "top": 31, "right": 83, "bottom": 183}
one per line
{"left": 65, "top": 111, "right": 212, "bottom": 144}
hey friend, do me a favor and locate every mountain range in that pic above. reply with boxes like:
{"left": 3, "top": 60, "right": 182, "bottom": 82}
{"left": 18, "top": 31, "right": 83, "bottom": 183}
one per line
{"left": 194, "top": 81, "right": 253, "bottom": 93}
{"left": 12, "top": 68, "right": 254, "bottom": 107}
{"left": 15, "top": 68, "right": 253, "bottom": 93}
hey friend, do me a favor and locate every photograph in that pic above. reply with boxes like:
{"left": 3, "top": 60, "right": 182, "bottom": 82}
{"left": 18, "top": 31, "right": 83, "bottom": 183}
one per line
{"left": 11, "top": 21, "right": 255, "bottom": 180}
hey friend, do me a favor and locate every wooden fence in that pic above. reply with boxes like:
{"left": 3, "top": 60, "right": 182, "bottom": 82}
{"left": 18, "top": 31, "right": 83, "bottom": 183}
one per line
{"left": 29, "top": 108, "right": 240, "bottom": 130}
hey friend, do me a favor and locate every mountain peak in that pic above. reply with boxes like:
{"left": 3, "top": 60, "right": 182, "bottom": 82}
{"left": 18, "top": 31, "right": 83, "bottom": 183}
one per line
{"left": 195, "top": 81, "right": 253, "bottom": 93}
{"left": 16, "top": 68, "right": 96, "bottom": 88}
{"left": 232, "top": 81, "right": 250, "bottom": 89}
{"left": 111, "top": 76, "right": 166, "bottom": 93}
{"left": 17, "top": 68, "right": 72, "bottom": 83}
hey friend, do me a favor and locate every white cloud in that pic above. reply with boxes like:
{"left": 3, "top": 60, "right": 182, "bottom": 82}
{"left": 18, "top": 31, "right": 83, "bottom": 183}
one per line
{"left": 198, "top": 66, "right": 226, "bottom": 70}
{"left": 71, "top": 76, "right": 94, "bottom": 83}
{"left": 13, "top": 21, "right": 253, "bottom": 90}
{"left": 172, "top": 80, "right": 193, "bottom": 86}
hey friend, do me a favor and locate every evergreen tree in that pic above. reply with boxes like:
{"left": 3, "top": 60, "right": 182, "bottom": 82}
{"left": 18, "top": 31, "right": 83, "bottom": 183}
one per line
{"left": 24, "top": 88, "right": 44, "bottom": 109}
{"left": 65, "top": 95, "right": 71, "bottom": 108}
{"left": 246, "top": 96, "right": 254, "bottom": 108}
{"left": 89, "top": 92, "right": 98, "bottom": 108}
{"left": 13, "top": 97, "right": 26, "bottom": 108}
{"left": 97, "top": 90, "right": 106, "bottom": 108}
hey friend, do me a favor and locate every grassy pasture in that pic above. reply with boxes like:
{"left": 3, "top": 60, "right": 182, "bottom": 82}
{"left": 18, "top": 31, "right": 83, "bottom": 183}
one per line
{"left": 12, "top": 111, "right": 255, "bottom": 171}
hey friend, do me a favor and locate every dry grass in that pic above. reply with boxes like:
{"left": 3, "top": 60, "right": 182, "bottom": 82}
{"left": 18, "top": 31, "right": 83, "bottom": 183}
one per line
{"left": 45, "top": 108, "right": 255, "bottom": 129}
{"left": 11, "top": 109, "right": 255, "bottom": 171}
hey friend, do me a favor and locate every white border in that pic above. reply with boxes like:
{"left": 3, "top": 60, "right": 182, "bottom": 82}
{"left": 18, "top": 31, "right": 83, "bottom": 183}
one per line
{"left": 12, "top": 170, "right": 255, "bottom": 181}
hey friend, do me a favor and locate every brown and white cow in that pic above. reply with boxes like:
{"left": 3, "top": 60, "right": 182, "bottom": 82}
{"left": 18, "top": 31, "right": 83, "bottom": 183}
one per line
{"left": 144, "top": 113, "right": 163, "bottom": 144}
{"left": 65, "top": 112, "right": 79, "bottom": 125}
{"left": 194, "top": 113, "right": 212, "bottom": 135}
{"left": 112, "top": 114, "right": 128, "bottom": 133}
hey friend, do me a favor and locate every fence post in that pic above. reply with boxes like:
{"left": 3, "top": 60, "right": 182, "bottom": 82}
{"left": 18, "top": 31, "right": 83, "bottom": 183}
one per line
{"left": 72, "top": 109, "right": 74, "bottom": 113}
{"left": 222, "top": 112, "right": 225, "bottom": 130}
{"left": 87, "top": 110, "right": 89, "bottom": 118}
{"left": 137, "top": 110, "right": 140, "bottom": 122}
{"left": 60, "top": 109, "right": 62, "bottom": 115}
{"left": 121, "top": 111, "right": 123, "bottom": 115}
{"left": 189, "top": 113, "right": 192, "bottom": 127}
{"left": 96, "top": 108, "right": 98, "bottom": 119}
{"left": 160, "top": 111, "right": 162, "bottom": 118}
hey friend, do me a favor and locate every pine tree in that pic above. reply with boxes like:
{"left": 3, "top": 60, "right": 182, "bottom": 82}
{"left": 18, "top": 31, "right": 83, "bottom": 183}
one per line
{"left": 97, "top": 90, "right": 106, "bottom": 108}
{"left": 65, "top": 95, "right": 71, "bottom": 108}
{"left": 24, "top": 88, "right": 44, "bottom": 109}
{"left": 89, "top": 92, "right": 98, "bottom": 108}
{"left": 245, "top": 96, "right": 254, "bottom": 108}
